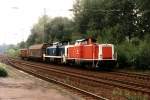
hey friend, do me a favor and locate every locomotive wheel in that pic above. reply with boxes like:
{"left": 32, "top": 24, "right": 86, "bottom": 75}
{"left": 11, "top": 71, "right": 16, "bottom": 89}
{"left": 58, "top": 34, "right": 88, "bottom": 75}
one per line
{"left": 84, "top": 61, "right": 102, "bottom": 70}
{"left": 84, "top": 62, "right": 95, "bottom": 70}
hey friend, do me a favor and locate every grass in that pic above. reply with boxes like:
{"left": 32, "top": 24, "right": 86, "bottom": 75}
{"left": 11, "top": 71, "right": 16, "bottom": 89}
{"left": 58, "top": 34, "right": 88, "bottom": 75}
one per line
{"left": 112, "top": 88, "right": 149, "bottom": 100}
{"left": 0, "top": 63, "right": 8, "bottom": 77}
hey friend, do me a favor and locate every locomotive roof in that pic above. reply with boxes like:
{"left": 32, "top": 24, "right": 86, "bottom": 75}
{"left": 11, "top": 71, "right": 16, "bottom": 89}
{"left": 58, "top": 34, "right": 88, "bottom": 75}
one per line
{"left": 49, "top": 41, "right": 69, "bottom": 46}
{"left": 51, "top": 42, "right": 59, "bottom": 45}
{"left": 76, "top": 39, "right": 85, "bottom": 42}
{"left": 29, "top": 43, "right": 49, "bottom": 49}
{"left": 76, "top": 38, "right": 96, "bottom": 42}
{"left": 47, "top": 45, "right": 57, "bottom": 48}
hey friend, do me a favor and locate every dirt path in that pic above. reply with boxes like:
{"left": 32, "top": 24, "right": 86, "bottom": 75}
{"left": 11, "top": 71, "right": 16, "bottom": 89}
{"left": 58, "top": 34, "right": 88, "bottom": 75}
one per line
{"left": 0, "top": 63, "right": 83, "bottom": 100}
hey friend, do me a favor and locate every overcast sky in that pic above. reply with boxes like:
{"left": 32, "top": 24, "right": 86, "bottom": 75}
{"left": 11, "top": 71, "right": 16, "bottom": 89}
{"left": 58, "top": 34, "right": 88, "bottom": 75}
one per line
{"left": 0, "top": 0, "right": 74, "bottom": 45}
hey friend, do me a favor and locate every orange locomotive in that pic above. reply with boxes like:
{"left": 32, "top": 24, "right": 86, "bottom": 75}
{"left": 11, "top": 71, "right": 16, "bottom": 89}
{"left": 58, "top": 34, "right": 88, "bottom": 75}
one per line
{"left": 67, "top": 38, "right": 117, "bottom": 68}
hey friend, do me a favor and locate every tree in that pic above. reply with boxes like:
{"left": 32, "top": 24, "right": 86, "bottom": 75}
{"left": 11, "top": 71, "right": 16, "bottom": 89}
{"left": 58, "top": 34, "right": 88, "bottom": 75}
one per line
{"left": 107, "top": 0, "right": 137, "bottom": 41}
{"left": 73, "top": 0, "right": 137, "bottom": 43}
{"left": 45, "top": 17, "right": 73, "bottom": 42}
{"left": 26, "top": 15, "right": 50, "bottom": 46}
{"left": 18, "top": 41, "right": 26, "bottom": 48}
{"left": 136, "top": 0, "right": 150, "bottom": 38}
{"left": 26, "top": 33, "right": 37, "bottom": 46}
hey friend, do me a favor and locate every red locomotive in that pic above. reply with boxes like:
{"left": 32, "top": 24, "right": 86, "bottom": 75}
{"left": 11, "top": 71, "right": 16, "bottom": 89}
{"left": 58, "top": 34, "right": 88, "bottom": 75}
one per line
{"left": 66, "top": 38, "right": 117, "bottom": 68}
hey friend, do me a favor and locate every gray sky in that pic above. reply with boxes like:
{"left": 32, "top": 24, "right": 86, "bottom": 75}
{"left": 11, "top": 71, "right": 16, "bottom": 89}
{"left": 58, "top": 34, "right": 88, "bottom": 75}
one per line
{"left": 0, "top": 0, "right": 74, "bottom": 45}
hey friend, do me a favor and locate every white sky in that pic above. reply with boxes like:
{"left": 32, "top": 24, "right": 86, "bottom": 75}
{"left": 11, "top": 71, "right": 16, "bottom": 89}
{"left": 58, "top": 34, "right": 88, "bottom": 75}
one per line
{"left": 0, "top": 0, "right": 74, "bottom": 45}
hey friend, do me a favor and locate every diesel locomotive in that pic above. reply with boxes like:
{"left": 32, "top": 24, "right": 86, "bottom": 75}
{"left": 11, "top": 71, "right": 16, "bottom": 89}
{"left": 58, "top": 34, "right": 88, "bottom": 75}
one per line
{"left": 20, "top": 38, "right": 117, "bottom": 69}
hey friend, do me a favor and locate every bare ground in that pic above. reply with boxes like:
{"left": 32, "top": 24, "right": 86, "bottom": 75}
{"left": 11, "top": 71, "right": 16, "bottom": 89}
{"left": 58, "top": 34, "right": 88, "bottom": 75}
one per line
{"left": 0, "top": 63, "right": 84, "bottom": 100}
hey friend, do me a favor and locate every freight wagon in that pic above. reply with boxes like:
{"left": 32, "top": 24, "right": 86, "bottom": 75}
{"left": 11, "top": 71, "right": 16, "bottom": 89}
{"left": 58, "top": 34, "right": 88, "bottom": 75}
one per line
{"left": 28, "top": 43, "right": 50, "bottom": 60}
{"left": 19, "top": 48, "right": 28, "bottom": 59}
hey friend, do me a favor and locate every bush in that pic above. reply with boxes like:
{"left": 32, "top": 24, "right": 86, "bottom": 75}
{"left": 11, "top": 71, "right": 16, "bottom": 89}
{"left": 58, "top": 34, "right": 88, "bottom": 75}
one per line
{"left": 135, "top": 36, "right": 150, "bottom": 69}
{"left": 116, "top": 35, "right": 150, "bottom": 69}
{"left": 116, "top": 41, "right": 138, "bottom": 68}
{"left": 0, "top": 67, "right": 8, "bottom": 77}
{"left": 5, "top": 48, "right": 19, "bottom": 58}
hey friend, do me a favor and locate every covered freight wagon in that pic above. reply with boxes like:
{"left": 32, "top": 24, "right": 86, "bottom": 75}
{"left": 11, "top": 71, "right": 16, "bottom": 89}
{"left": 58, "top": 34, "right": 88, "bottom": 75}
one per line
{"left": 28, "top": 43, "right": 50, "bottom": 60}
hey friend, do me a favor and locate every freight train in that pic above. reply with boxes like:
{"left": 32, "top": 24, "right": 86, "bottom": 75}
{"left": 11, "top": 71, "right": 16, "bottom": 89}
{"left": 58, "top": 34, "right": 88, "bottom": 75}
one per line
{"left": 20, "top": 38, "right": 117, "bottom": 69}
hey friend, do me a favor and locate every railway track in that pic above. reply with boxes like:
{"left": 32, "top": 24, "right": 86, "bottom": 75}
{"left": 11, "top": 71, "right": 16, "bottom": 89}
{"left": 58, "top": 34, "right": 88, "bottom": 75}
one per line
{"left": 110, "top": 71, "right": 150, "bottom": 80}
{"left": 9, "top": 58, "right": 150, "bottom": 90}
{"left": 1, "top": 56, "right": 150, "bottom": 99}
{"left": 8, "top": 58, "right": 150, "bottom": 92}
{"left": 10, "top": 58, "right": 150, "bottom": 93}
{"left": 4, "top": 56, "right": 150, "bottom": 81}
{"left": 1, "top": 56, "right": 108, "bottom": 100}
{"left": 10, "top": 57, "right": 150, "bottom": 83}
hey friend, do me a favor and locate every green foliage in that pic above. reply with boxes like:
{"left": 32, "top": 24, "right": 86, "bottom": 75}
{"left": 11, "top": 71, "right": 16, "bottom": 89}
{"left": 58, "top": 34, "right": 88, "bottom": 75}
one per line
{"left": 73, "top": 0, "right": 107, "bottom": 37}
{"left": 71, "top": 32, "right": 83, "bottom": 41}
{"left": 0, "top": 64, "right": 8, "bottom": 77}
{"left": 26, "top": 16, "right": 73, "bottom": 47}
{"left": 97, "top": 24, "right": 125, "bottom": 44}
{"left": 136, "top": 0, "right": 150, "bottom": 35}
{"left": 117, "top": 41, "right": 137, "bottom": 67}
{"left": 26, "top": 15, "right": 51, "bottom": 46}
{"left": 18, "top": 41, "right": 26, "bottom": 48}
{"left": 26, "top": 33, "right": 41, "bottom": 46}
{"left": 116, "top": 35, "right": 150, "bottom": 69}
{"left": 45, "top": 17, "right": 74, "bottom": 42}
{"left": 135, "top": 35, "right": 150, "bottom": 69}
{"left": 0, "top": 68, "right": 8, "bottom": 77}
{"left": 73, "top": 0, "right": 137, "bottom": 40}
{"left": 5, "top": 48, "right": 19, "bottom": 58}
